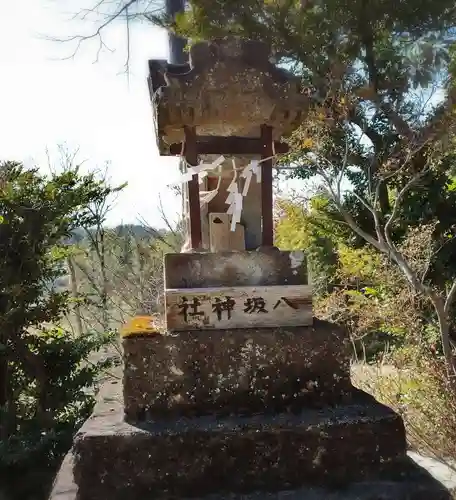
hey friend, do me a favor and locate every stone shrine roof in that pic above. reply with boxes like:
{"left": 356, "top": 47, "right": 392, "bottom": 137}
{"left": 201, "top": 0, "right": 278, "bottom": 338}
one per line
{"left": 148, "top": 37, "right": 309, "bottom": 155}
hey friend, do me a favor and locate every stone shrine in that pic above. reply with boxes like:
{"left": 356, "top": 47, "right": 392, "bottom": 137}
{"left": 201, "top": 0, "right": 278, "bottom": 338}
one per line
{"left": 149, "top": 37, "right": 308, "bottom": 252}
{"left": 50, "top": 37, "right": 453, "bottom": 500}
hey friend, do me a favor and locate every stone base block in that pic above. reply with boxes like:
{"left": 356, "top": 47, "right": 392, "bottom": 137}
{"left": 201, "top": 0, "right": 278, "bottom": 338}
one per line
{"left": 123, "top": 320, "right": 352, "bottom": 420}
{"left": 50, "top": 453, "right": 454, "bottom": 500}
{"left": 164, "top": 250, "right": 308, "bottom": 289}
{"left": 71, "top": 385, "right": 408, "bottom": 500}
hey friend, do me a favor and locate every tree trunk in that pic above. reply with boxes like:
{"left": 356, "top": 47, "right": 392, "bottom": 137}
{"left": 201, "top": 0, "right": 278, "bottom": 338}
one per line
{"left": 99, "top": 229, "right": 109, "bottom": 332}
{"left": 377, "top": 182, "right": 390, "bottom": 216}
{"left": 67, "top": 256, "right": 84, "bottom": 336}
{"left": 0, "top": 350, "right": 9, "bottom": 440}
{"left": 430, "top": 295, "right": 456, "bottom": 381}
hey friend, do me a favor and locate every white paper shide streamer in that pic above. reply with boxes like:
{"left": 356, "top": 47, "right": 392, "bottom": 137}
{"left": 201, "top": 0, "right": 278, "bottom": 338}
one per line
{"left": 179, "top": 155, "right": 225, "bottom": 183}
{"left": 174, "top": 155, "right": 265, "bottom": 232}
{"left": 225, "top": 168, "right": 243, "bottom": 232}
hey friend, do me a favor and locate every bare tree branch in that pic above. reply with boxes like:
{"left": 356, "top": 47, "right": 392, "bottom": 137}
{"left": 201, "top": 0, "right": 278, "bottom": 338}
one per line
{"left": 58, "top": 0, "right": 139, "bottom": 44}
{"left": 384, "top": 169, "right": 427, "bottom": 252}
{"left": 445, "top": 280, "right": 456, "bottom": 315}
{"left": 47, "top": 0, "right": 163, "bottom": 68}
{"left": 319, "top": 177, "right": 383, "bottom": 251}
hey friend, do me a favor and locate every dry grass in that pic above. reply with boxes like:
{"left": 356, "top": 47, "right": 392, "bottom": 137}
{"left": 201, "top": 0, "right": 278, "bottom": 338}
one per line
{"left": 352, "top": 358, "right": 456, "bottom": 469}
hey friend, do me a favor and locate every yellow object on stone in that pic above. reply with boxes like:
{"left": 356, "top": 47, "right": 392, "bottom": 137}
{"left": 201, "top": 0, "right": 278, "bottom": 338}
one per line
{"left": 120, "top": 315, "right": 161, "bottom": 338}
{"left": 302, "top": 137, "right": 314, "bottom": 148}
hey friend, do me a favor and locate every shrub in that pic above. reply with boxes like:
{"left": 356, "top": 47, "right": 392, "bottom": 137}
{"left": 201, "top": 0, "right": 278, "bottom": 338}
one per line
{"left": 0, "top": 161, "right": 120, "bottom": 499}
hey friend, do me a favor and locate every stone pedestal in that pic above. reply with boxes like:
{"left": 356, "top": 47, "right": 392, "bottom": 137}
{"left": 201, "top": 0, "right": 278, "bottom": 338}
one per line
{"left": 48, "top": 251, "right": 453, "bottom": 499}
{"left": 50, "top": 379, "right": 454, "bottom": 500}
{"left": 72, "top": 388, "right": 407, "bottom": 500}
{"left": 122, "top": 321, "right": 352, "bottom": 421}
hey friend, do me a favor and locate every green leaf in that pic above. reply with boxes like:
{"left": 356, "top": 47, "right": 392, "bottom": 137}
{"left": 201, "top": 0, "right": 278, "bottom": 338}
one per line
{"left": 362, "top": 287, "right": 379, "bottom": 297}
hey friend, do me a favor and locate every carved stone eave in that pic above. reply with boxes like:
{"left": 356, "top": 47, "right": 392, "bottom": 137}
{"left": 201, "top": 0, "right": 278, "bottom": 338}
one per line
{"left": 148, "top": 37, "right": 309, "bottom": 155}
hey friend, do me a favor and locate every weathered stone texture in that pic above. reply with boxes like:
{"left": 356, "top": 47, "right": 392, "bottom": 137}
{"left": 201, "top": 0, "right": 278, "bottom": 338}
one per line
{"left": 49, "top": 382, "right": 453, "bottom": 500}
{"left": 164, "top": 250, "right": 308, "bottom": 289}
{"left": 72, "top": 387, "right": 407, "bottom": 500}
{"left": 123, "top": 320, "right": 351, "bottom": 420}
{"left": 50, "top": 451, "right": 455, "bottom": 500}
{"left": 148, "top": 37, "right": 309, "bottom": 154}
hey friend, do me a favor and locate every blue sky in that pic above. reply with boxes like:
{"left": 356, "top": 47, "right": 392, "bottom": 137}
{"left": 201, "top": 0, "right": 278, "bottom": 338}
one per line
{"left": 0, "top": 0, "right": 182, "bottom": 227}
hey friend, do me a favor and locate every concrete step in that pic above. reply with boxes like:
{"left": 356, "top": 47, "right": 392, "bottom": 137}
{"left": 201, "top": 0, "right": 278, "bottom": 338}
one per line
{"left": 70, "top": 383, "right": 408, "bottom": 500}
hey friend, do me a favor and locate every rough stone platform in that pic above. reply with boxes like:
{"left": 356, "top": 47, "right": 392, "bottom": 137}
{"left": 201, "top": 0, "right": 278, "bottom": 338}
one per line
{"left": 123, "top": 320, "right": 352, "bottom": 421}
{"left": 73, "top": 401, "right": 405, "bottom": 498}
{"left": 51, "top": 455, "right": 455, "bottom": 500}
{"left": 48, "top": 382, "right": 456, "bottom": 500}
{"left": 49, "top": 383, "right": 455, "bottom": 500}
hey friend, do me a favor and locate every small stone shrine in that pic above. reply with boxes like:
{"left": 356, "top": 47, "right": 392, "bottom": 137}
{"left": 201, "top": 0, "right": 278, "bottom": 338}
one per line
{"left": 50, "top": 37, "right": 453, "bottom": 500}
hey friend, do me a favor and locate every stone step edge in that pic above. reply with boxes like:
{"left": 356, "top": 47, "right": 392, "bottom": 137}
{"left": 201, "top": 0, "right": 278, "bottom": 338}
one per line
{"left": 50, "top": 452, "right": 455, "bottom": 500}
{"left": 76, "top": 393, "right": 403, "bottom": 439}
{"left": 70, "top": 395, "right": 406, "bottom": 499}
